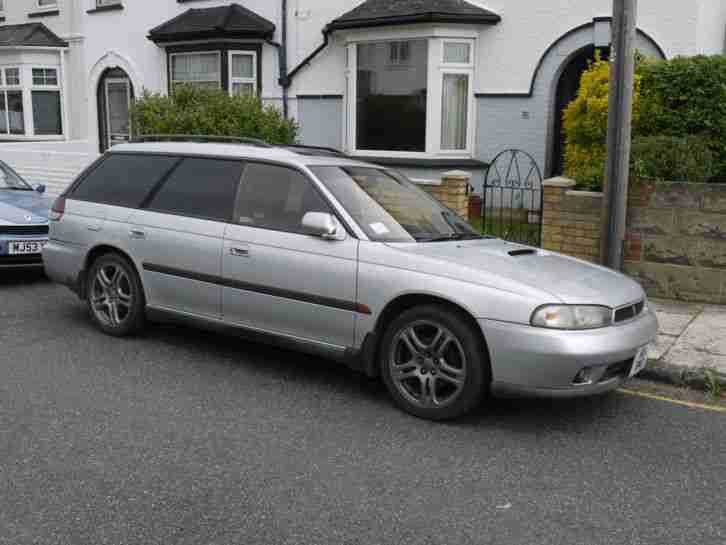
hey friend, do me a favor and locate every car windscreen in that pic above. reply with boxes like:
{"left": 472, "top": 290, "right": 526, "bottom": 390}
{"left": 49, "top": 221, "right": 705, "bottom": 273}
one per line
{"left": 310, "top": 166, "right": 480, "bottom": 243}
{"left": 0, "top": 162, "right": 32, "bottom": 190}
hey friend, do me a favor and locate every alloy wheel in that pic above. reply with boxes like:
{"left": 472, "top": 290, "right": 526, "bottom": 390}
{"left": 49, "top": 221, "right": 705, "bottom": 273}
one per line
{"left": 90, "top": 263, "right": 133, "bottom": 328}
{"left": 389, "top": 320, "right": 467, "bottom": 409}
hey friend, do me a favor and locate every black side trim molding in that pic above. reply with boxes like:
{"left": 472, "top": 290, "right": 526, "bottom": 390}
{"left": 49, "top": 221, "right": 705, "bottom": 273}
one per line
{"left": 143, "top": 263, "right": 368, "bottom": 314}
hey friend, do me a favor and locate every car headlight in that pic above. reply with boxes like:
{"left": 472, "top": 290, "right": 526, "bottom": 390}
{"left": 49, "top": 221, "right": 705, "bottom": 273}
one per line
{"left": 531, "top": 305, "right": 612, "bottom": 330}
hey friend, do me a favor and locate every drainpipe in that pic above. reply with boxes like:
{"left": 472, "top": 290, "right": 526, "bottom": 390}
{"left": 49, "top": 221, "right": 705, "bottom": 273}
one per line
{"left": 281, "top": 0, "right": 289, "bottom": 118}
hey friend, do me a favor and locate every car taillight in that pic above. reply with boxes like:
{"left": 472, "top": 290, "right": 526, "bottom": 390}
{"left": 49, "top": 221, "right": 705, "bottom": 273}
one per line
{"left": 49, "top": 196, "right": 66, "bottom": 221}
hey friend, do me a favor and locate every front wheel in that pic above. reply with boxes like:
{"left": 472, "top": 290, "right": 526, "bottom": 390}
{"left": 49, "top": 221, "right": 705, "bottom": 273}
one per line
{"left": 86, "top": 253, "right": 145, "bottom": 337}
{"left": 381, "top": 305, "right": 490, "bottom": 421}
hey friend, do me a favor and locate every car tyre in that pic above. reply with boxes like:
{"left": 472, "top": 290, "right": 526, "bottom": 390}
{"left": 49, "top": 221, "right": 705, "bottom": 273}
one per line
{"left": 381, "top": 305, "right": 490, "bottom": 421}
{"left": 86, "top": 253, "right": 145, "bottom": 337}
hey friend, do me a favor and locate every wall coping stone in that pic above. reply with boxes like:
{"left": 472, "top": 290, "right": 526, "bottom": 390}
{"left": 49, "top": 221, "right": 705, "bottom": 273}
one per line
{"left": 565, "top": 190, "right": 604, "bottom": 198}
{"left": 543, "top": 177, "right": 576, "bottom": 188}
{"left": 442, "top": 170, "right": 472, "bottom": 181}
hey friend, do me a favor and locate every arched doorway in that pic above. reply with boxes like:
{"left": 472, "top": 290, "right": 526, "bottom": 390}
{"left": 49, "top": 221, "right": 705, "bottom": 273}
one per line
{"left": 550, "top": 46, "right": 610, "bottom": 177}
{"left": 97, "top": 67, "right": 134, "bottom": 153}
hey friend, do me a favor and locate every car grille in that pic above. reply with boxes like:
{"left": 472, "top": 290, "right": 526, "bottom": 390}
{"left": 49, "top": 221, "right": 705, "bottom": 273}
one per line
{"left": 600, "top": 359, "right": 634, "bottom": 382}
{"left": 0, "top": 225, "right": 49, "bottom": 236}
{"left": 613, "top": 300, "right": 645, "bottom": 323}
{"left": 0, "top": 255, "right": 43, "bottom": 265}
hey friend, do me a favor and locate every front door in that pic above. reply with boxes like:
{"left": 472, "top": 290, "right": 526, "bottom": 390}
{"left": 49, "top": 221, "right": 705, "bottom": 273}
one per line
{"left": 104, "top": 78, "right": 131, "bottom": 150}
{"left": 222, "top": 162, "right": 358, "bottom": 349}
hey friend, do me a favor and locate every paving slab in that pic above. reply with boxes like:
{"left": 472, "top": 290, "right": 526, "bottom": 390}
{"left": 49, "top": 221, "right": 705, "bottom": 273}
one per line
{"left": 647, "top": 298, "right": 726, "bottom": 381}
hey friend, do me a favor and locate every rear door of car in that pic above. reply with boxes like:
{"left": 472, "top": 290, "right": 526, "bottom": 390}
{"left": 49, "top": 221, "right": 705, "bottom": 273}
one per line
{"left": 60, "top": 153, "right": 180, "bottom": 258}
{"left": 222, "top": 162, "right": 358, "bottom": 349}
{"left": 128, "top": 156, "right": 245, "bottom": 319}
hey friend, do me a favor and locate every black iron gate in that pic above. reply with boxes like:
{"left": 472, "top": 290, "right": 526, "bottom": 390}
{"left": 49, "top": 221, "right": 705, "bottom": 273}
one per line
{"left": 480, "top": 149, "right": 544, "bottom": 246}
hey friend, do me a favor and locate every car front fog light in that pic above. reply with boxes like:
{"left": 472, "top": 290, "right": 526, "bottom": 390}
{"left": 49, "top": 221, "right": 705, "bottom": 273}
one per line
{"left": 531, "top": 305, "right": 612, "bottom": 330}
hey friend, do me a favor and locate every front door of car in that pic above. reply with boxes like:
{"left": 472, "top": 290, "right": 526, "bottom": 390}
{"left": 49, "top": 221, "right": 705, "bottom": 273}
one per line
{"left": 222, "top": 162, "right": 358, "bottom": 349}
{"left": 129, "top": 157, "right": 245, "bottom": 319}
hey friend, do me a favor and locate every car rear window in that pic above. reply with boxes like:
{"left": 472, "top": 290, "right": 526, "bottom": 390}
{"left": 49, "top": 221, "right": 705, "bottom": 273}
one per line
{"left": 71, "top": 154, "right": 178, "bottom": 208}
{"left": 147, "top": 157, "right": 243, "bottom": 222}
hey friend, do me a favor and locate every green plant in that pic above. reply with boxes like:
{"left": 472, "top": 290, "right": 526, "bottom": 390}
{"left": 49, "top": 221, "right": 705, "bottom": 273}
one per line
{"left": 563, "top": 54, "right": 726, "bottom": 189}
{"left": 630, "top": 135, "right": 716, "bottom": 183}
{"left": 639, "top": 55, "right": 726, "bottom": 182}
{"left": 562, "top": 53, "right": 644, "bottom": 192}
{"left": 703, "top": 369, "right": 726, "bottom": 399}
{"left": 130, "top": 84, "right": 298, "bottom": 144}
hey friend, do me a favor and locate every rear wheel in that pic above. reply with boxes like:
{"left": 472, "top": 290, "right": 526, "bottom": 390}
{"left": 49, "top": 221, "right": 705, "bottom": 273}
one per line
{"left": 86, "top": 253, "right": 145, "bottom": 336}
{"left": 381, "top": 305, "right": 490, "bottom": 420}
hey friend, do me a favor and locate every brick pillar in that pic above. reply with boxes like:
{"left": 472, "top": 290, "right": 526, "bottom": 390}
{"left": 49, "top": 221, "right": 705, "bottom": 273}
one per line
{"left": 542, "top": 177, "right": 576, "bottom": 253}
{"left": 439, "top": 170, "right": 471, "bottom": 219}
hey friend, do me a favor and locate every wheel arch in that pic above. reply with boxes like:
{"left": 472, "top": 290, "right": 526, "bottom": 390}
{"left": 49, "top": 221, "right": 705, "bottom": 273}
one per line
{"left": 80, "top": 244, "right": 143, "bottom": 301}
{"left": 364, "top": 293, "right": 491, "bottom": 378}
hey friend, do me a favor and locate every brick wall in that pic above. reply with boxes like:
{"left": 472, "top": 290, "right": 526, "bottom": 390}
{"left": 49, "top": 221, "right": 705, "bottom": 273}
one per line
{"left": 542, "top": 178, "right": 726, "bottom": 303}
{"left": 542, "top": 178, "right": 602, "bottom": 263}
{"left": 418, "top": 171, "right": 470, "bottom": 219}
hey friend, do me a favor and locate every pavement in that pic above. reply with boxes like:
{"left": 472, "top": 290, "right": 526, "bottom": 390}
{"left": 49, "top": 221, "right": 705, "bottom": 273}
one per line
{"left": 646, "top": 298, "right": 726, "bottom": 387}
{"left": 2, "top": 274, "right": 726, "bottom": 545}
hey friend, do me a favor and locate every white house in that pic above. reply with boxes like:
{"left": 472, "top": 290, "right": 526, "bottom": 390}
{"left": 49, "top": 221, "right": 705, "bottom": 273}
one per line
{"left": 1, "top": 0, "right": 726, "bottom": 194}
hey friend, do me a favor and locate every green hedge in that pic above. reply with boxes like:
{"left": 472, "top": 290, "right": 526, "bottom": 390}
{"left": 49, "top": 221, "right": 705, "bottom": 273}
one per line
{"left": 563, "top": 54, "right": 726, "bottom": 190}
{"left": 130, "top": 85, "right": 298, "bottom": 144}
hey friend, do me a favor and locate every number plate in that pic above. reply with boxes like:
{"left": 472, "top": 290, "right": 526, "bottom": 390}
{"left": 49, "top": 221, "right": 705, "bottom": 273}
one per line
{"left": 6, "top": 240, "right": 47, "bottom": 255}
{"left": 630, "top": 344, "right": 652, "bottom": 378}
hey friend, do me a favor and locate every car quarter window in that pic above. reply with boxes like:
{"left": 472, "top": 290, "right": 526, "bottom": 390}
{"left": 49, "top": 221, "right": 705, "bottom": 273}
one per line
{"left": 236, "top": 162, "right": 332, "bottom": 234}
{"left": 147, "top": 157, "right": 244, "bottom": 222}
{"left": 71, "top": 154, "right": 178, "bottom": 208}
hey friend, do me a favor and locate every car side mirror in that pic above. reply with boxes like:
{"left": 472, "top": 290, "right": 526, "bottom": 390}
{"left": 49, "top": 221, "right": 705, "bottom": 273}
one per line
{"left": 36, "top": 184, "right": 46, "bottom": 194}
{"left": 302, "top": 212, "right": 345, "bottom": 241}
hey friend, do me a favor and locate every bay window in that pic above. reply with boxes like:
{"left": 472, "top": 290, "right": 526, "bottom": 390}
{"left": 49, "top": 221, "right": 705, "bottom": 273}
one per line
{"left": 346, "top": 34, "right": 475, "bottom": 157}
{"left": 0, "top": 64, "right": 64, "bottom": 138}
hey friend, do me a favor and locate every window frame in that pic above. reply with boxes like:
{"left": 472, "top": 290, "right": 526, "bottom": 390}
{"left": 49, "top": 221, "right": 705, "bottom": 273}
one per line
{"left": 36, "top": 0, "right": 58, "bottom": 10}
{"left": 228, "top": 50, "right": 258, "bottom": 97}
{"left": 169, "top": 51, "right": 223, "bottom": 91}
{"left": 30, "top": 65, "right": 62, "bottom": 136}
{"left": 344, "top": 31, "right": 477, "bottom": 160}
{"left": 145, "top": 156, "right": 246, "bottom": 223}
{"left": 234, "top": 161, "right": 339, "bottom": 236}
{"left": 0, "top": 67, "right": 26, "bottom": 136}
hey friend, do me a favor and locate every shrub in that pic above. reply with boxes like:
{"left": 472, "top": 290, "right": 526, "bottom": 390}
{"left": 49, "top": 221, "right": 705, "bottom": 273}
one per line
{"left": 639, "top": 55, "right": 726, "bottom": 182}
{"left": 130, "top": 84, "right": 298, "bottom": 144}
{"left": 631, "top": 135, "right": 716, "bottom": 183}
{"left": 562, "top": 54, "right": 643, "bottom": 191}
{"left": 563, "top": 54, "right": 726, "bottom": 189}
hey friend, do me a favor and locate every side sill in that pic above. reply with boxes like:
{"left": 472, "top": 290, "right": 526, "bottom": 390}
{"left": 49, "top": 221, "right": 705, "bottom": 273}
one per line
{"left": 146, "top": 306, "right": 369, "bottom": 372}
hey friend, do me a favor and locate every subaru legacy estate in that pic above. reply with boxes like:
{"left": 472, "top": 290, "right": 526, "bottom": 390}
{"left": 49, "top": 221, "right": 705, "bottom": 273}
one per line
{"left": 43, "top": 141, "right": 657, "bottom": 420}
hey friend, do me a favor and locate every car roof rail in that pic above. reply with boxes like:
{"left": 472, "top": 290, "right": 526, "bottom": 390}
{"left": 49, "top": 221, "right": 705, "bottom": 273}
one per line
{"left": 131, "top": 134, "right": 274, "bottom": 148}
{"left": 279, "top": 144, "right": 348, "bottom": 157}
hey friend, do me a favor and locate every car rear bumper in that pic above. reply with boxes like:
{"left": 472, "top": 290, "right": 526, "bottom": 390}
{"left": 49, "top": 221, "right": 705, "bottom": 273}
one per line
{"left": 480, "top": 310, "right": 658, "bottom": 397}
{"left": 42, "top": 239, "right": 84, "bottom": 292}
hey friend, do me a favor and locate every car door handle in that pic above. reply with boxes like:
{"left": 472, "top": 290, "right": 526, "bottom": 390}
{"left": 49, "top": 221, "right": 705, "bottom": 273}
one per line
{"left": 129, "top": 229, "right": 146, "bottom": 239}
{"left": 230, "top": 246, "right": 250, "bottom": 258}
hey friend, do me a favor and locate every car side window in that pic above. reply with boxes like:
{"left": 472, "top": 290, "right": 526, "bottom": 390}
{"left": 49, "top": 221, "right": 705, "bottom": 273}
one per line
{"left": 71, "top": 154, "right": 178, "bottom": 208}
{"left": 236, "top": 163, "right": 332, "bottom": 234}
{"left": 147, "top": 157, "right": 244, "bottom": 222}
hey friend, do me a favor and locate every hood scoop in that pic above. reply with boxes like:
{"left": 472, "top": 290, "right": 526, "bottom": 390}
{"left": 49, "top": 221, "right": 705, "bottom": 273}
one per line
{"left": 508, "top": 248, "right": 538, "bottom": 257}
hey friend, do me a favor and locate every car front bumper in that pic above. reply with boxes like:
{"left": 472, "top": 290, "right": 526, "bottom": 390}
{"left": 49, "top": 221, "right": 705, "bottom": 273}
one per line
{"left": 0, "top": 236, "right": 48, "bottom": 269}
{"left": 480, "top": 310, "right": 658, "bottom": 398}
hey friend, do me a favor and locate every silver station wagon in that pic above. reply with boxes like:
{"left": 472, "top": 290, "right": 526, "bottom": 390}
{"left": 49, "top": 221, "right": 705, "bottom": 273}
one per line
{"left": 44, "top": 141, "right": 658, "bottom": 420}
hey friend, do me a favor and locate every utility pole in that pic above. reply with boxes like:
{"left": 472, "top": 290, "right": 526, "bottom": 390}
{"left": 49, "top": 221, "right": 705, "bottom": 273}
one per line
{"left": 601, "top": 0, "right": 638, "bottom": 270}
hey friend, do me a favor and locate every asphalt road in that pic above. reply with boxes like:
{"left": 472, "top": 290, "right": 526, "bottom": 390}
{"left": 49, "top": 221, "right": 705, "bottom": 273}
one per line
{"left": 2, "top": 274, "right": 726, "bottom": 545}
